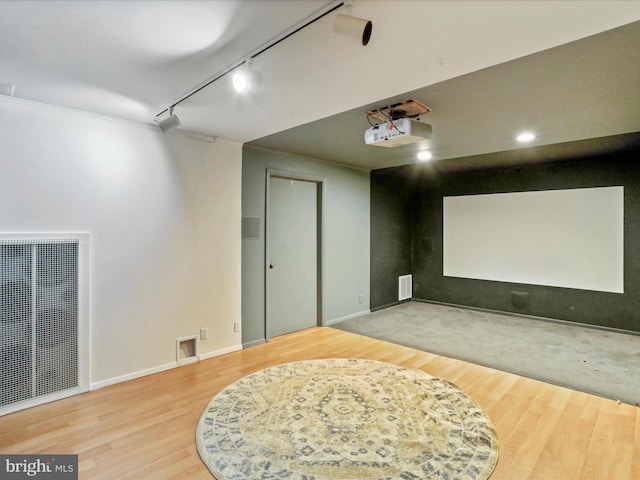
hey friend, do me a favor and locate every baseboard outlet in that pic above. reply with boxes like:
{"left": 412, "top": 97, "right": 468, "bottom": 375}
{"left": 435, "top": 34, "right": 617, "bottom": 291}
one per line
{"left": 324, "top": 309, "right": 371, "bottom": 326}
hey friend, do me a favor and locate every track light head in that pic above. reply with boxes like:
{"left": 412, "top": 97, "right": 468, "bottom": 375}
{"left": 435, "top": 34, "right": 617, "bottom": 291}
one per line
{"left": 158, "top": 107, "right": 181, "bottom": 132}
{"left": 333, "top": 13, "right": 372, "bottom": 46}
{"left": 232, "top": 59, "right": 262, "bottom": 93}
{"left": 232, "top": 72, "right": 248, "bottom": 93}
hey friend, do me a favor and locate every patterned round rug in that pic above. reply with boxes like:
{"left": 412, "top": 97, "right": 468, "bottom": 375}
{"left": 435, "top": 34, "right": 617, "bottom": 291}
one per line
{"left": 196, "top": 358, "right": 498, "bottom": 480}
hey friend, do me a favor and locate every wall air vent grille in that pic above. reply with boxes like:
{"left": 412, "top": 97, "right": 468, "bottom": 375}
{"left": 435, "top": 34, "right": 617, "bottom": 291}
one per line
{"left": 398, "top": 274, "right": 412, "bottom": 301}
{"left": 1, "top": 239, "right": 79, "bottom": 407}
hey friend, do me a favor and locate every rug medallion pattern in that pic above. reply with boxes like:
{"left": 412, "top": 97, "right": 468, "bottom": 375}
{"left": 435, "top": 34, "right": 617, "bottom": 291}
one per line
{"left": 196, "top": 358, "right": 498, "bottom": 480}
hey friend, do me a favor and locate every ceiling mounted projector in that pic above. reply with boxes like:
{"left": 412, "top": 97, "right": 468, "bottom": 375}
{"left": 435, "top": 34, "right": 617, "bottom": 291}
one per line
{"left": 364, "top": 118, "right": 432, "bottom": 147}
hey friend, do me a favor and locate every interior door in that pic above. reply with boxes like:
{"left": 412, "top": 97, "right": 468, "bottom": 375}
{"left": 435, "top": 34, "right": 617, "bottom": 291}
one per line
{"left": 266, "top": 175, "right": 318, "bottom": 339}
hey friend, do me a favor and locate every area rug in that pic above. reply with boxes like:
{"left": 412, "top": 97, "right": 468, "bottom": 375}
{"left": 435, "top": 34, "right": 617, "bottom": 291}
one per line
{"left": 196, "top": 358, "right": 498, "bottom": 480}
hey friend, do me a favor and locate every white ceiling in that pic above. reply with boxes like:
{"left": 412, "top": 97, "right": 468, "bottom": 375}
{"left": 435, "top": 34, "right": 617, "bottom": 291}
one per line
{"left": 0, "top": 0, "right": 336, "bottom": 122}
{"left": 1, "top": 1, "right": 640, "bottom": 169}
{"left": 250, "top": 20, "right": 640, "bottom": 170}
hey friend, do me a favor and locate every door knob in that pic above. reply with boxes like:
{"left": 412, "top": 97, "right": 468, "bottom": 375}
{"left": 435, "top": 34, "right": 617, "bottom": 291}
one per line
{"left": 269, "top": 263, "right": 274, "bottom": 269}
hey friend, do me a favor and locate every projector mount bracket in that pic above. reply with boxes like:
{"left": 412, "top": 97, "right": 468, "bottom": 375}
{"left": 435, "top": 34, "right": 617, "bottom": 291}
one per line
{"left": 366, "top": 99, "right": 431, "bottom": 126}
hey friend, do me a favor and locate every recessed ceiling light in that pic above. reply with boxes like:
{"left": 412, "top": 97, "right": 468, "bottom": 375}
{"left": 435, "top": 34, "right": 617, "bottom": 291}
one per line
{"left": 516, "top": 132, "right": 535, "bottom": 143}
{"left": 417, "top": 150, "right": 432, "bottom": 161}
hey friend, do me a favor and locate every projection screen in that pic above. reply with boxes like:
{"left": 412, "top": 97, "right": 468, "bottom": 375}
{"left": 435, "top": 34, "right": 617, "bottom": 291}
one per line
{"left": 443, "top": 186, "right": 624, "bottom": 293}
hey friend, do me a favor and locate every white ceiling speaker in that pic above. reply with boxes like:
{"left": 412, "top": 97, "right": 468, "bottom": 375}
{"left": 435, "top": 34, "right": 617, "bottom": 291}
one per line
{"left": 158, "top": 106, "right": 181, "bottom": 132}
{"left": 333, "top": 2, "right": 372, "bottom": 46}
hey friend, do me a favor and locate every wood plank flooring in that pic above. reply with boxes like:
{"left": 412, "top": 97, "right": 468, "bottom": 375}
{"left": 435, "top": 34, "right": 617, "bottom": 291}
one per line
{"left": 1, "top": 326, "right": 638, "bottom": 479}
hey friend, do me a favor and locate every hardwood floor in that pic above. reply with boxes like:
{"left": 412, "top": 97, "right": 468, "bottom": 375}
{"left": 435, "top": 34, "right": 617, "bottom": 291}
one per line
{"left": 1, "top": 326, "right": 638, "bottom": 479}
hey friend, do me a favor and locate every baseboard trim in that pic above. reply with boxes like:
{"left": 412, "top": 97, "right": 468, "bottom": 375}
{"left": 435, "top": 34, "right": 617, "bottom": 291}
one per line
{"left": 324, "top": 309, "right": 371, "bottom": 326}
{"left": 0, "top": 385, "right": 90, "bottom": 417}
{"left": 199, "top": 344, "right": 243, "bottom": 361}
{"left": 413, "top": 298, "right": 640, "bottom": 337}
{"left": 91, "top": 343, "right": 244, "bottom": 391}
{"left": 370, "top": 299, "right": 411, "bottom": 313}
{"left": 243, "top": 338, "right": 266, "bottom": 349}
{"left": 91, "top": 362, "right": 177, "bottom": 391}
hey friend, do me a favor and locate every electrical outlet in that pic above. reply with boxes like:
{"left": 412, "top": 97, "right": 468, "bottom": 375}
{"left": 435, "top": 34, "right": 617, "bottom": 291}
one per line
{"left": 200, "top": 328, "right": 208, "bottom": 341}
{"left": 359, "top": 294, "right": 364, "bottom": 304}
{"left": 234, "top": 322, "right": 241, "bottom": 333}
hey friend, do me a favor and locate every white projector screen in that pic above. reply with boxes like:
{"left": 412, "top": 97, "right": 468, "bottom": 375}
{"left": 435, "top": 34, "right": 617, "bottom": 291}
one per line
{"left": 443, "top": 186, "right": 624, "bottom": 293}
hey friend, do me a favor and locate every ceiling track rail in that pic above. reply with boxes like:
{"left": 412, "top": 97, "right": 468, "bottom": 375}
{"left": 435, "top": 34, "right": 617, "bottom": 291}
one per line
{"left": 155, "top": 0, "right": 344, "bottom": 119}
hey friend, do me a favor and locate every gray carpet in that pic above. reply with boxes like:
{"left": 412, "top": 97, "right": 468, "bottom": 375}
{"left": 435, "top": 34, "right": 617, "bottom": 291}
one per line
{"left": 333, "top": 301, "right": 640, "bottom": 406}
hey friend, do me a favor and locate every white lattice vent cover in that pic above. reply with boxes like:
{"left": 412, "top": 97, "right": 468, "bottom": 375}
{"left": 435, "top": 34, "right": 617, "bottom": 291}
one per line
{"left": 1, "top": 238, "right": 80, "bottom": 408}
{"left": 398, "top": 274, "right": 412, "bottom": 301}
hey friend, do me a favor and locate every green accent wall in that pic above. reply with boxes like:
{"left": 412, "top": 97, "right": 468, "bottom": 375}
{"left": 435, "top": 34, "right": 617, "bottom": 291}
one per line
{"left": 242, "top": 146, "right": 370, "bottom": 346}
{"left": 371, "top": 151, "right": 640, "bottom": 332}
{"left": 370, "top": 171, "right": 412, "bottom": 309}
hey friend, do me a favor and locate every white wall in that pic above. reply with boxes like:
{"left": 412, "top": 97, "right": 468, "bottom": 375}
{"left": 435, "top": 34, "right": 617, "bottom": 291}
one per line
{"left": 0, "top": 97, "right": 242, "bottom": 387}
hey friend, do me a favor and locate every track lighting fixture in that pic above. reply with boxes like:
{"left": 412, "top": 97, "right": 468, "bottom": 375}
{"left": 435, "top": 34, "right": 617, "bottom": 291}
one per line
{"left": 158, "top": 106, "right": 181, "bottom": 132}
{"left": 155, "top": 1, "right": 369, "bottom": 127}
{"left": 333, "top": 1, "right": 372, "bottom": 46}
{"left": 232, "top": 59, "right": 262, "bottom": 93}
{"left": 232, "top": 72, "right": 247, "bottom": 93}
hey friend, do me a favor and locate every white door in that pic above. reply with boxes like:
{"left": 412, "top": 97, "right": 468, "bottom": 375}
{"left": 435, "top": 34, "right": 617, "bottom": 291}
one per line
{"left": 266, "top": 176, "right": 318, "bottom": 338}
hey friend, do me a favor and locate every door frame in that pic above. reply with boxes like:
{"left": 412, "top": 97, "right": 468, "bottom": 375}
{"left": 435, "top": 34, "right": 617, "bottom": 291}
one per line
{"left": 265, "top": 168, "right": 324, "bottom": 341}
